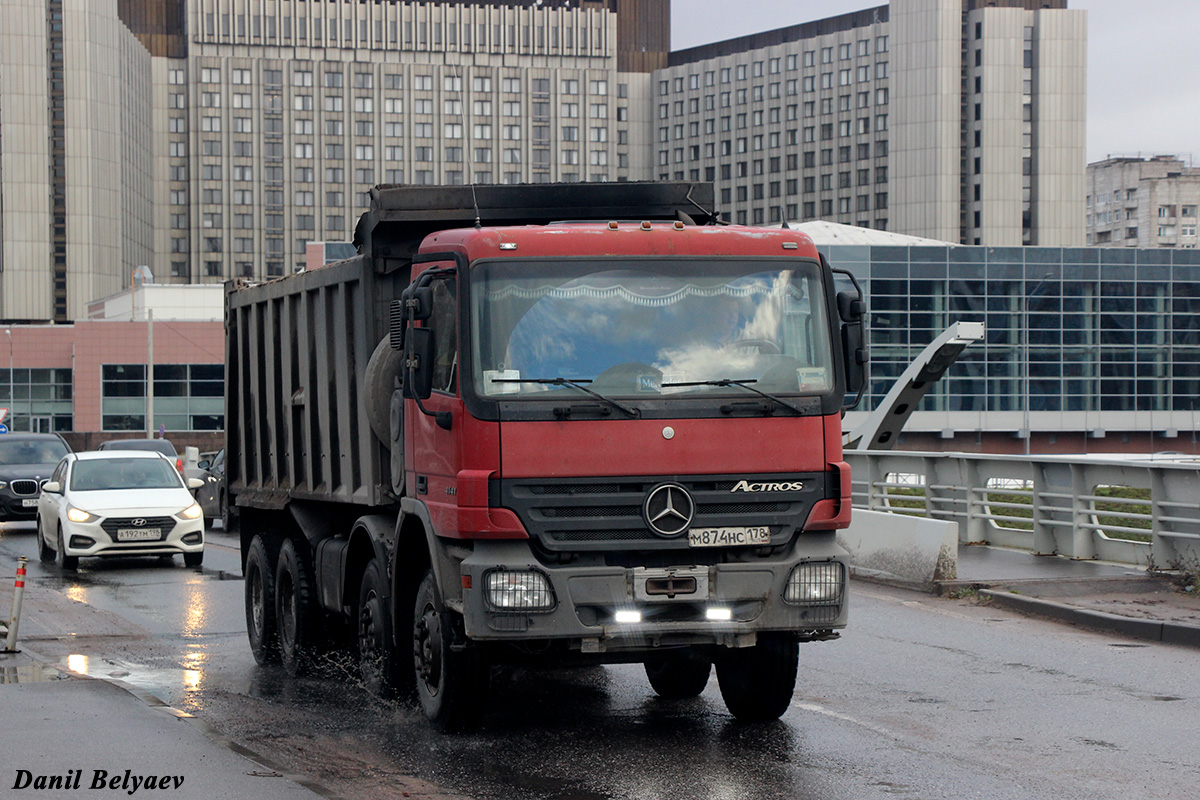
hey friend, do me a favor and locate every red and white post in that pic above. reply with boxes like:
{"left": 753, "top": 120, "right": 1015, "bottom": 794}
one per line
{"left": 3, "top": 556, "right": 27, "bottom": 653}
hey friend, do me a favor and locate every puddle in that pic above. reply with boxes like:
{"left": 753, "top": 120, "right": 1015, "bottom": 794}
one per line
{"left": 60, "top": 654, "right": 205, "bottom": 710}
{"left": 0, "top": 663, "right": 69, "bottom": 684}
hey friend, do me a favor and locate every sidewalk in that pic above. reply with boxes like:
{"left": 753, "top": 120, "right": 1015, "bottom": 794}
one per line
{"left": 0, "top": 645, "right": 333, "bottom": 800}
{"left": 939, "top": 545, "right": 1200, "bottom": 648}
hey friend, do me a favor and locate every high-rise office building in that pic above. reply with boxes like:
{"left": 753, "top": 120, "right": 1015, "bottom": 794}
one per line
{"left": 660, "top": 0, "right": 1086, "bottom": 245}
{"left": 1, "top": 0, "right": 1088, "bottom": 324}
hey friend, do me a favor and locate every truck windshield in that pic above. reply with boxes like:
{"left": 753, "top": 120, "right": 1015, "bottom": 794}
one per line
{"left": 471, "top": 259, "right": 836, "bottom": 400}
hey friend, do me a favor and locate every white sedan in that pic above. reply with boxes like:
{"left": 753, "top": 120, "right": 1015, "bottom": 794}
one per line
{"left": 37, "top": 450, "right": 206, "bottom": 570}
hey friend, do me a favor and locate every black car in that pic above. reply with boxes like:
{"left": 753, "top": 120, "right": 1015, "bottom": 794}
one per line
{"left": 0, "top": 433, "right": 72, "bottom": 521}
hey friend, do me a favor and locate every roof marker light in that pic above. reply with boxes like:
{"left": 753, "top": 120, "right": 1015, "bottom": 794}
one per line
{"left": 673, "top": 220, "right": 685, "bottom": 230}
{"left": 640, "top": 221, "right": 653, "bottom": 230}
{"left": 608, "top": 221, "right": 619, "bottom": 230}
{"left": 782, "top": 242, "right": 799, "bottom": 250}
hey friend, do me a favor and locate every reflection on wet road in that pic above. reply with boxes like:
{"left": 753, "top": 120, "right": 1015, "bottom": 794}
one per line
{"left": 4, "top": 520, "right": 1200, "bottom": 800}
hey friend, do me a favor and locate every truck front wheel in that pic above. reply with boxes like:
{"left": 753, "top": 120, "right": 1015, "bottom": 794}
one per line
{"left": 357, "top": 558, "right": 397, "bottom": 697}
{"left": 715, "top": 634, "right": 799, "bottom": 722}
{"left": 276, "top": 538, "right": 318, "bottom": 676}
{"left": 245, "top": 535, "right": 280, "bottom": 664}
{"left": 644, "top": 653, "right": 712, "bottom": 699}
{"left": 412, "top": 570, "right": 490, "bottom": 732}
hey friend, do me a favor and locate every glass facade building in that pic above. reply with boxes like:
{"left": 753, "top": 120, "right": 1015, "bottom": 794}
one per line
{"left": 826, "top": 243, "right": 1200, "bottom": 449}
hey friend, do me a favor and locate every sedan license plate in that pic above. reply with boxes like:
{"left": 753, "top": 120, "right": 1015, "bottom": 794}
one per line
{"left": 688, "top": 526, "right": 771, "bottom": 548}
{"left": 116, "top": 528, "right": 161, "bottom": 542}
{"left": 22, "top": 498, "right": 39, "bottom": 508}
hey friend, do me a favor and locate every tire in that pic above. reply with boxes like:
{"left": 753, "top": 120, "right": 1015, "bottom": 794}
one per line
{"left": 184, "top": 550, "right": 204, "bottom": 568}
{"left": 276, "top": 538, "right": 318, "bottom": 676}
{"left": 412, "top": 569, "right": 490, "bottom": 732}
{"left": 38, "top": 520, "right": 54, "bottom": 563}
{"left": 644, "top": 653, "right": 712, "bottom": 699}
{"left": 55, "top": 525, "right": 78, "bottom": 572}
{"left": 715, "top": 634, "right": 799, "bottom": 722}
{"left": 244, "top": 535, "right": 281, "bottom": 665}
{"left": 357, "top": 558, "right": 398, "bottom": 697}
{"left": 364, "top": 334, "right": 403, "bottom": 446}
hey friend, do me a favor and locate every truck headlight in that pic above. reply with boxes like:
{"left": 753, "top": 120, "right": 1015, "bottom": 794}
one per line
{"left": 785, "top": 562, "right": 844, "bottom": 604}
{"left": 484, "top": 570, "right": 556, "bottom": 611}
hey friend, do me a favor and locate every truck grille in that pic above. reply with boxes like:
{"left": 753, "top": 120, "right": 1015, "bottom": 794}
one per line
{"left": 497, "top": 473, "right": 827, "bottom": 553}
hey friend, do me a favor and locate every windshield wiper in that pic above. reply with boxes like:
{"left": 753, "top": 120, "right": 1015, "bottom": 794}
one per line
{"left": 491, "top": 377, "right": 641, "bottom": 418}
{"left": 661, "top": 378, "right": 805, "bottom": 415}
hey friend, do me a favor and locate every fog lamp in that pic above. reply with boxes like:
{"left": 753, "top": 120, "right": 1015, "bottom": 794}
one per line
{"left": 484, "top": 570, "right": 555, "bottom": 611}
{"left": 785, "top": 562, "right": 844, "bottom": 604}
{"left": 613, "top": 609, "right": 642, "bottom": 624}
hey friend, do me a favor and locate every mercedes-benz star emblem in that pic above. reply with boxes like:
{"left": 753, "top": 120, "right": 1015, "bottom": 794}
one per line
{"left": 643, "top": 483, "right": 694, "bottom": 537}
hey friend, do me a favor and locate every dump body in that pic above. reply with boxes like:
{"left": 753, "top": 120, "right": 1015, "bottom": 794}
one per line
{"left": 227, "top": 182, "right": 862, "bottom": 730}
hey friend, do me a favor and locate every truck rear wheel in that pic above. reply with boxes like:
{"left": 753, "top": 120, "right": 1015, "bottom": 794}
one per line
{"left": 276, "top": 538, "right": 318, "bottom": 676}
{"left": 245, "top": 535, "right": 280, "bottom": 664}
{"left": 357, "top": 557, "right": 397, "bottom": 697}
{"left": 715, "top": 634, "right": 799, "bottom": 722}
{"left": 644, "top": 653, "right": 712, "bottom": 699}
{"left": 412, "top": 570, "right": 490, "bottom": 732}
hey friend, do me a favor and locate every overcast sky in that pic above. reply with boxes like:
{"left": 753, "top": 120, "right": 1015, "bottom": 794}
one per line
{"left": 672, "top": 1, "right": 1200, "bottom": 165}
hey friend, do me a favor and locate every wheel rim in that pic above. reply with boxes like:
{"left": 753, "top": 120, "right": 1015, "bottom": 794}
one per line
{"left": 248, "top": 564, "right": 264, "bottom": 639}
{"left": 414, "top": 602, "right": 443, "bottom": 696}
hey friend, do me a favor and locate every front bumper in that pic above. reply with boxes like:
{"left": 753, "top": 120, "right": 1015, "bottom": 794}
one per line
{"left": 455, "top": 535, "right": 848, "bottom": 654}
{"left": 0, "top": 494, "right": 41, "bottom": 520}
{"left": 60, "top": 515, "right": 205, "bottom": 559}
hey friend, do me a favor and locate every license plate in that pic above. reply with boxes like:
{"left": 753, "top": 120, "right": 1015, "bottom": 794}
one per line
{"left": 116, "top": 528, "right": 161, "bottom": 542}
{"left": 687, "top": 526, "right": 771, "bottom": 548}
{"left": 22, "top": 499, "right": 39, "bottom": 508}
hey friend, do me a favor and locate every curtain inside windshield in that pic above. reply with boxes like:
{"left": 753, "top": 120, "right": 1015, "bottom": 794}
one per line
{"left": 472, "top": 261, "right": 834, "bottom": 398}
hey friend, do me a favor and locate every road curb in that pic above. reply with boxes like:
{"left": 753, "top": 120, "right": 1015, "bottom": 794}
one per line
{"left": 978, "top": 589, "right": 1200, "bottom": 649}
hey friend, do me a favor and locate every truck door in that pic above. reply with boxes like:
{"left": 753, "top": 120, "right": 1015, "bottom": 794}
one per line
{"left": 407, "top": 269, "right": 462, "bottom": 535}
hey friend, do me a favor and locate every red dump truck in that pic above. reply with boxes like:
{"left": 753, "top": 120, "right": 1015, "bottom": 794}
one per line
{"left": 225, "top": 182, "right": 865, "bottom": 731}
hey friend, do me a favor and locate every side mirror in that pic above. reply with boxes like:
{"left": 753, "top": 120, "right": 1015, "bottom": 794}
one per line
{"left": 197, "top": 460, "right": 211, "bottom": 471}
{"left": 187, "top": 478, "right": 205, "bottom": 490}
{"left": 836, "top": 290, "right": 867, "bottom": 400}
{"left": 42, "top": 481, "right": 61, "bottom": 494}
{"left": 401, "top": 284, "right": 434, "bottom": 321}
{"left": 403, "top": 327, "right": 435, "bottom": 400}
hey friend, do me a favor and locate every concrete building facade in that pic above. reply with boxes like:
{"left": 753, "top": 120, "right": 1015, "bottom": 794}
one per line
{"left": 1, "top": 0, "right": 1089, "bottom": 326}
{"left": 1086, "top": 155, "right": 1200, "bottom": 249}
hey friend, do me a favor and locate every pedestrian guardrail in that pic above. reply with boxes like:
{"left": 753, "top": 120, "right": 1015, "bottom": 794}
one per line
{"left": 843, "top": 451, "right": 1200, "bottom": 571}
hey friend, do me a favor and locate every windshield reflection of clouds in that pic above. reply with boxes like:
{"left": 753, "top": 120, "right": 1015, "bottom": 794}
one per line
{"left": 485, "top": 267, "right": 831, "bottom": 395}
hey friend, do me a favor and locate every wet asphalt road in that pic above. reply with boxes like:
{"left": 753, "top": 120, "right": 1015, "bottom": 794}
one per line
{"left": 3, "top": 521, "right": 1200, "bottom": 800}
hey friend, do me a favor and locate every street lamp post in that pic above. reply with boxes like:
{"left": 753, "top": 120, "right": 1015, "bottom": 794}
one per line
{"left": 4, "top": 329, "right": 11, "bottom": 429}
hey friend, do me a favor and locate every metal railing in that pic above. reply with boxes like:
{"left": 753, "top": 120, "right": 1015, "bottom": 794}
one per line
{"left": 843, "top": 451, "right": 1200, "bottom": 570}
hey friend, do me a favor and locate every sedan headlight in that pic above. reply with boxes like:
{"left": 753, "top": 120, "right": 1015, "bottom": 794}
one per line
{"left": 0, "top": 481, "right": 7, "bottom": 491}
{"left": 784, "top": 562, "right": 844, "bottom": 605}
{"left": 176, "top": 503, "right": 204, "bottom": 521}
{"left": 484, "top": 570, "right": 556, "bottom": 611}
{"left": 66, "top": 505, "right": 100, "bottom": 524}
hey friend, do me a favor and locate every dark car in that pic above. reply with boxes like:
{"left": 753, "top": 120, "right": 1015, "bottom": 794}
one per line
{"left": 195, "top": 448, "right": 227, "bottom": 528}
{"left": 97, "top": 438, "right": 182, "bottom": 471}
{"left": 0, "top": 433, "right": 72, "bottom": 521}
